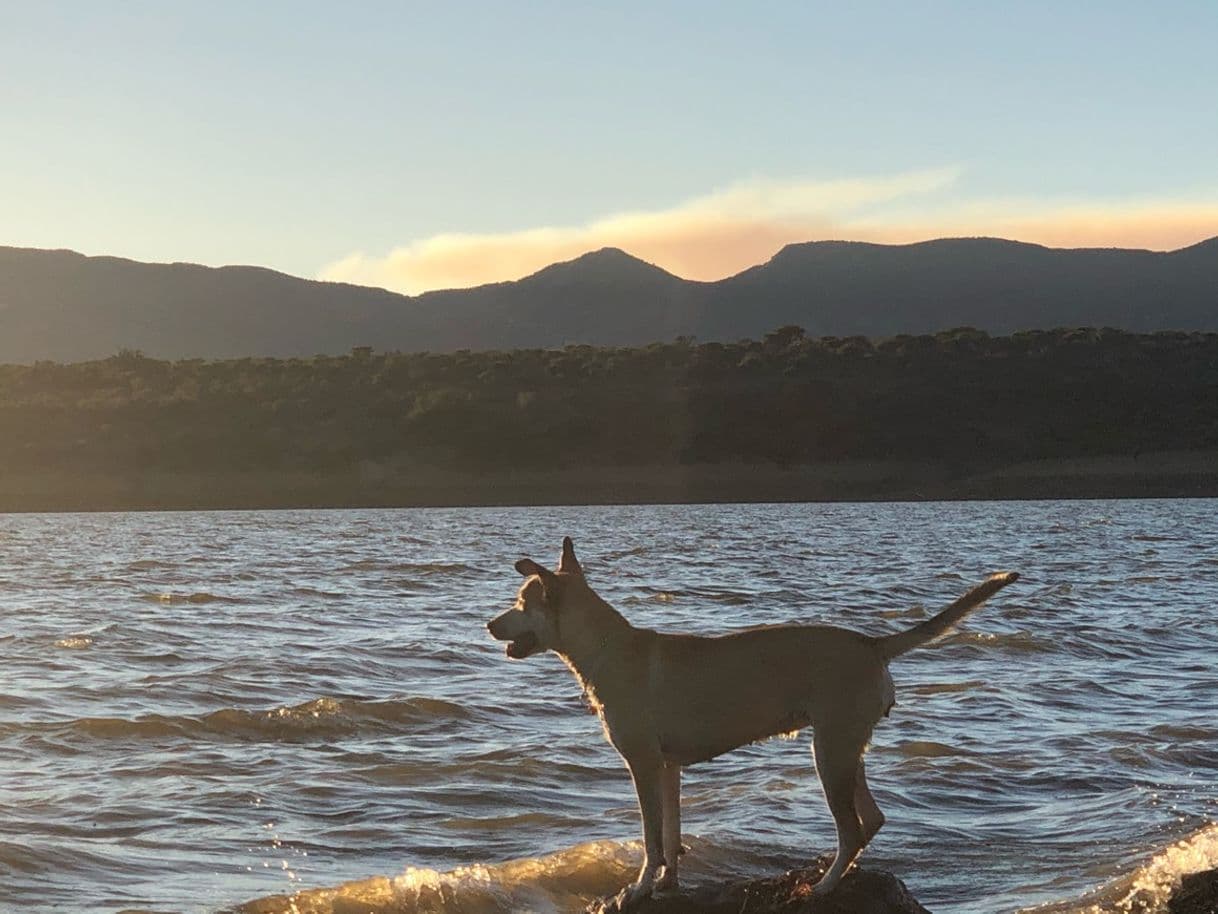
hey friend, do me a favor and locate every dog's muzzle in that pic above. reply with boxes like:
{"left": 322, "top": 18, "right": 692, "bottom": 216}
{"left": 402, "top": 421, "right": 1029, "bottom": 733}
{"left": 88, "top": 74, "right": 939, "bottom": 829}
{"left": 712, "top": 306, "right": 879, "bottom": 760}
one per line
{"left": 504, "top": 630, "right": 540, "bottom": 659}
{"left": 487, "top": 613, "right": 543, "bottom": 660}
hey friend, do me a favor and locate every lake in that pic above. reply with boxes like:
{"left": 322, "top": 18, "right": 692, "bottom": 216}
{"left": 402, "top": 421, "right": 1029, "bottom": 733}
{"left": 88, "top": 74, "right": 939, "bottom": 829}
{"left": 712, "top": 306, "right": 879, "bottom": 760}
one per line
{"left": 1, "top": 501, "right": 1215, "bottom": 913}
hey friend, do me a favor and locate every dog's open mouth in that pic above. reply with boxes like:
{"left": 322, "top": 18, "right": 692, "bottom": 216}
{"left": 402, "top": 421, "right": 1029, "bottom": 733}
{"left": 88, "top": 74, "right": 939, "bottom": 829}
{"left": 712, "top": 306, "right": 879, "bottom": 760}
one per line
{"left": 505, "top": 631, "right": 540, "bottom": 659}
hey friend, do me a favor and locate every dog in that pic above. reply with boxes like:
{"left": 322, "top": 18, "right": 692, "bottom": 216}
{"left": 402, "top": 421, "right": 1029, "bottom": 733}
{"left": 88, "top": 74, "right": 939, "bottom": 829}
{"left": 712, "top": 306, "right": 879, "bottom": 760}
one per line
{"left": 487, "top": 537, "right": 1018, "bottom": 910}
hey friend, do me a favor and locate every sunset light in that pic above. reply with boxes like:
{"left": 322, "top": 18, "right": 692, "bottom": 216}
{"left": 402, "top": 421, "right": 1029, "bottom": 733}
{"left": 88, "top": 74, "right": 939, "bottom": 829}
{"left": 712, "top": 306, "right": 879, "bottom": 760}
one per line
{"left": 2, "top": 4, "right": 1217, "bottom": 914}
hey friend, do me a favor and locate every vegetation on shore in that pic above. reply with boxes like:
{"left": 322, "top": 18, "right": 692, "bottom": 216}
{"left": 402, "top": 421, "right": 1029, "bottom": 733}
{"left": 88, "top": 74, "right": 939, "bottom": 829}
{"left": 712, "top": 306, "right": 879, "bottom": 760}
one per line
{"left": 1, "top": 326, "right": 1216, "bottom": 509}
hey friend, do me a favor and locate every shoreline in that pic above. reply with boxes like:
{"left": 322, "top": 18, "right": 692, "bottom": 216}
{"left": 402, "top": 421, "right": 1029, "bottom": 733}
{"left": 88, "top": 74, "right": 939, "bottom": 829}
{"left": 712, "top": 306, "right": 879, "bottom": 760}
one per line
{"left": 2, "top": 451, "right": 1215, "bottom": 513}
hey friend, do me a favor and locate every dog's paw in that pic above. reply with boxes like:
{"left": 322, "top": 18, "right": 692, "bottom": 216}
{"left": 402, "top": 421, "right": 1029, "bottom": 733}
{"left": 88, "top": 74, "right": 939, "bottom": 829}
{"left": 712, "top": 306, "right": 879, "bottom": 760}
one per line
{"left": 651, "top": 865, "right": 678, "bottom": 897}
{"left": 586, "top": 881, "right": 651, "bottom": 914}
{"left": 788, "top": 874, "right": 837, "bottom": 903}
{"left": 584, "top": 891, "right": 618, "bottom": 914}
{"left": 808, "top": 873, "right": 842, "bottom": 899}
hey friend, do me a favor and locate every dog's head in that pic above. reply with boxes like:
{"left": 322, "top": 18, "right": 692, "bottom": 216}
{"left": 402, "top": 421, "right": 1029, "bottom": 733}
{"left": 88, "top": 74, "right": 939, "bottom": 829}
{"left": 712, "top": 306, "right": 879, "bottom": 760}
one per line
{"left": 487, "top": 536, "right": 585, "bottom": 660}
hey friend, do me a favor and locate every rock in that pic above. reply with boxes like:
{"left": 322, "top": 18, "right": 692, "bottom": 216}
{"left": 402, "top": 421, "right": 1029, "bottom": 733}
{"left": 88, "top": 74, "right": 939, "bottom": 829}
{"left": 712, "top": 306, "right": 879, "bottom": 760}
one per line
{"left": 1168, "top": 868, "right": 1218, "bottom": 914}
{"left": 587, "top": 857, "right": 930, "bottom": 914}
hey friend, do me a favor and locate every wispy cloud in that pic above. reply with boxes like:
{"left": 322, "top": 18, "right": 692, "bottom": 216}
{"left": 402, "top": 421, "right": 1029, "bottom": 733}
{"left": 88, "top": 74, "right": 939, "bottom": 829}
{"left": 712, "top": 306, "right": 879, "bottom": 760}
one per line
{"left": 317, "top": 168, "right": 959, "bottom": 293}
{"left": 318, "top": 169, "right": 1218, "bottom": 294}
{"left": 856, "top": 197, "right": 1218, "bottom": 253}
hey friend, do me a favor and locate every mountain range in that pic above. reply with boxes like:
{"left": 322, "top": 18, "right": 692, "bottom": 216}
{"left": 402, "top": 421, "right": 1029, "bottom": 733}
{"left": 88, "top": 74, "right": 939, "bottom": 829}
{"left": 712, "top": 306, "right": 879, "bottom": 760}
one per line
{"left": 2, "top": 236, "right": 1216, "bottom": 362}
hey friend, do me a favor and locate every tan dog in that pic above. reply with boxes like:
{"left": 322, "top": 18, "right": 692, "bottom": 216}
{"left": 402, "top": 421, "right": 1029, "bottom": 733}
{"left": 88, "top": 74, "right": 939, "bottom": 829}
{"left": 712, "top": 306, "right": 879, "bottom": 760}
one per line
{"left": 487, "top": 537, "right": 1018, "bottom": 910}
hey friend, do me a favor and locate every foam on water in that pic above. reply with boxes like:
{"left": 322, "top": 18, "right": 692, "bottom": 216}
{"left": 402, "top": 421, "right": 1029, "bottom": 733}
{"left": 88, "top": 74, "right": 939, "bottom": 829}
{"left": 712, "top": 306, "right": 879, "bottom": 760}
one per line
{"left": 1028, "top": 823, "right": 1218, "bottom": 914}
{"left": 232, "top": 827, "right": 1218, "bottom": 914}
{"left": 235, "top": 837, "right": 783, "bottom": 914}
{"left": 236, "top": 840, "right": 641, "bottom": 914}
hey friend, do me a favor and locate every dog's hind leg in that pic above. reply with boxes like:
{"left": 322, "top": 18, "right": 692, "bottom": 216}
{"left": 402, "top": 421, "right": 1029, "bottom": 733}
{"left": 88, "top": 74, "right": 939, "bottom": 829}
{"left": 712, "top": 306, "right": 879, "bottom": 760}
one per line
{"left": 810, "top": 723, "right": 873, "bottom": 896}
{"left": 654, "top": 762, "right": 681, "bottom": 895}
{"left": 855, "top": 758, "right": 885, "bottom": 846}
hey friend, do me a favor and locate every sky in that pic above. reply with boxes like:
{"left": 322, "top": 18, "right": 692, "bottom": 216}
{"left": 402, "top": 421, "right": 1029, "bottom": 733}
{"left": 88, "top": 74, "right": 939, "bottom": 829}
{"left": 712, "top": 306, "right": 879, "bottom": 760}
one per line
{"left": 2, "top": 0, "right": 1216, "bottom": 294}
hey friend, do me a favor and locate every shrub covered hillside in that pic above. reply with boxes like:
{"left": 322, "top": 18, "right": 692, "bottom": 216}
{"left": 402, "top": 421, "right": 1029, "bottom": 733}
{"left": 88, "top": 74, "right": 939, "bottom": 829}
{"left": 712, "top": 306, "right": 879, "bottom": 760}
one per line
{"left": 1, "top": 327, "right": 1216, "bottom": 499}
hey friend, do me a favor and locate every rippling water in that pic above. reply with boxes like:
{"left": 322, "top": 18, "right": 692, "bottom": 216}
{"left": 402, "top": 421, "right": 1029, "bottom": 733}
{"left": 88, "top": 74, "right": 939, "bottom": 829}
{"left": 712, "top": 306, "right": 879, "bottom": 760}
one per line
{"left": 1, "top": 501, "right": 1216, "bottom": 914}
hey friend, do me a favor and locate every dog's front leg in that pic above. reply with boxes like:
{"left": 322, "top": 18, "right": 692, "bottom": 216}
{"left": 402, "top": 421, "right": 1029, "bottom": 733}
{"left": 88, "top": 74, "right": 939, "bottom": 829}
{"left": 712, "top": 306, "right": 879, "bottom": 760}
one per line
{"left": 628, "top": 757, "right": 666, "bottom": 895}
{"left": 653, "top": 761, "right": 681, "bottom": 895}
{"left": 599, "top": 755, "right": 665, "bottom": 912}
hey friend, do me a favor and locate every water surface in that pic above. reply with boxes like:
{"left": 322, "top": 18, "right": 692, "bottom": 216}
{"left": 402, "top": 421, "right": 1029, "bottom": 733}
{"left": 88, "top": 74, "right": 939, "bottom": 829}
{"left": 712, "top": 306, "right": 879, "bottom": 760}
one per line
{"left": 1, "top": 501, "right": 1215, "bottom": 912}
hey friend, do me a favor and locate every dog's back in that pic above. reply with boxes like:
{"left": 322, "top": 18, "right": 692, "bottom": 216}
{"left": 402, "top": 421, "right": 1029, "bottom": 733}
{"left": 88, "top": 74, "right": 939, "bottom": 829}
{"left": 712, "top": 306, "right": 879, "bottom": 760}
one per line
{"left": 629, "top": 624, "right": 892, "bottom": 765}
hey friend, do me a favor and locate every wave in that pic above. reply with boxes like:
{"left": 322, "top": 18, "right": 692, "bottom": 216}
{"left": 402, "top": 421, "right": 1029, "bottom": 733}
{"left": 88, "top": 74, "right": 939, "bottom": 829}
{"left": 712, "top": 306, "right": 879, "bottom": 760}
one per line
{"left": 341, "top": 560, "right": 476, "bottom": 575}
{"left": 53, "top": 635, "right": 93, "bottom": 649}
{"left": 948, "top": 629, "right": 1057, "bottom": 653}
{"left": 230, "top": 825, "right": 1218, "bottom": 914}
{"left": 139, "top": 591, "right": 244, "bottom": 605}
{"left": 622, "top": 587, "right": 755, "bottom": 607}
{"left": 895, "top": 739, "right": 968, "bottom": 758}
{"left": 234, "top": 837, "right": 775, "bottom": 914}
{"left": 196, "top": 696, "right": 473, "bottom": 741}
{"left": 1026, "top": 823, "right": 1218, "bottom": 914}
{"left": 235, "top": 840, "right": 638, "bottom": 914}
{"left": 908, "top": 679, "right": 990, "bottom": 696}
{"left": 126, "top": 559, "right": 180, "bottom": 571}
{"left": 6, "top": 696, "right": 472, "bottom": 745}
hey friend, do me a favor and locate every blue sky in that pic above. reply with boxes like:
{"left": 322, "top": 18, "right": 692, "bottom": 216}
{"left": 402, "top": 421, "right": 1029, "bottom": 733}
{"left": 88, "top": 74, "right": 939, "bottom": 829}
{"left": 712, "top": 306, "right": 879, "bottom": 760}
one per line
{"left": 2, "top": 1, "right": 1216, "bottom": 291}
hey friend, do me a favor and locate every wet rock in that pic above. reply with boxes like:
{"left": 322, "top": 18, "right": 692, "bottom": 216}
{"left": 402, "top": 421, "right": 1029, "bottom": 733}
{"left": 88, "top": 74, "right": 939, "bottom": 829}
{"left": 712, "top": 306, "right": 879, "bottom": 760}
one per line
{"left": 587, "top": 857, "right": 930, "bottom": 914}
{"left": 1169, "top": 868, "right": 1218, "bottom": 914}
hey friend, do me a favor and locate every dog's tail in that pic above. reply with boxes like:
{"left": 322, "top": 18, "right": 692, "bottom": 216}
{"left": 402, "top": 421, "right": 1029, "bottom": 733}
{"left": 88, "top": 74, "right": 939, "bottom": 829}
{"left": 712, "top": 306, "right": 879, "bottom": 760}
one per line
{"left": 876, "top": 572, "right": 1019, "bottom": 661}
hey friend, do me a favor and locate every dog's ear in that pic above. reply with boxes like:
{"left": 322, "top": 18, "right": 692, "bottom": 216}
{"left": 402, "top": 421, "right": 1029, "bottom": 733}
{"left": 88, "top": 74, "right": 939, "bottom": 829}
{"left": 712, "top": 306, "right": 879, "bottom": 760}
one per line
{"left": 515, "top": 558, "right": 551, "bottom": 579}
{"left": 558, "top": 536, "right": 583, "bottom": 576}
{"left": 516, "top": 557, "right": 559, "bottom": 601}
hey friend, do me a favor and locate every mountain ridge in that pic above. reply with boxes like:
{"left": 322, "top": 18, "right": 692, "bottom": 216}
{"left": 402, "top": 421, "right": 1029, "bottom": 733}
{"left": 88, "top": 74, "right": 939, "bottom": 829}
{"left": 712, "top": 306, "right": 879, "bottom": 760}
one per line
{"left": 2, "top": 235, "right": 1216, "bottom": 362}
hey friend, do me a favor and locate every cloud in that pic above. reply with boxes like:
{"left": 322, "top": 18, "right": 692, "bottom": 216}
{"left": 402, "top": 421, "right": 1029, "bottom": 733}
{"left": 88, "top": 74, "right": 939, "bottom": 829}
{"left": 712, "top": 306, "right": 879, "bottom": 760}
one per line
{"left": 317, "top": 168, "right": 960, "bottom": 294}
{"left": 856, "top": 198, "right": 1218, "bottom": 253}
{"left": 318, "top": 170, "right": 1218, "bottom": 294}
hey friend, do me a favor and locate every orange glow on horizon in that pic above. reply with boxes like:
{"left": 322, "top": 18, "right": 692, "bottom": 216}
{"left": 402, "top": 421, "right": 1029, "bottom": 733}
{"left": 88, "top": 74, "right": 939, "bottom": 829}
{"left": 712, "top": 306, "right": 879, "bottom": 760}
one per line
{"left": 319, "top": 176, "right": 1218, "bottom": 294}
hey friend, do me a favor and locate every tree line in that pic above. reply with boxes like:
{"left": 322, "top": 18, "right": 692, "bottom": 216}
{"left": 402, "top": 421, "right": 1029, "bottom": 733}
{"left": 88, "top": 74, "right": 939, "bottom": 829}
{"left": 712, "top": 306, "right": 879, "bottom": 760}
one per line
{"left": 1, "top": 327, "right": 1216, "bottom": 477}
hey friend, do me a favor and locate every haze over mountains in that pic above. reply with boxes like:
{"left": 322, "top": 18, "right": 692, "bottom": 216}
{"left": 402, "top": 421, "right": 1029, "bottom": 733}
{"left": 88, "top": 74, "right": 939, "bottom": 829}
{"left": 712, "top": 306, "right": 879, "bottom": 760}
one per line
{"left": 1, "top": 236, "right": 1216, "bottom": 363}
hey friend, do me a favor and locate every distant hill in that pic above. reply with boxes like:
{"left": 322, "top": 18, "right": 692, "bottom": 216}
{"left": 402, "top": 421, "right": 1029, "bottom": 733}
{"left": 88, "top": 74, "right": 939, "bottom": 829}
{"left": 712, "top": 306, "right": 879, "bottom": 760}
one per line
{"left": 1, "top": 237, "right": 1216, "bottom": 362}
